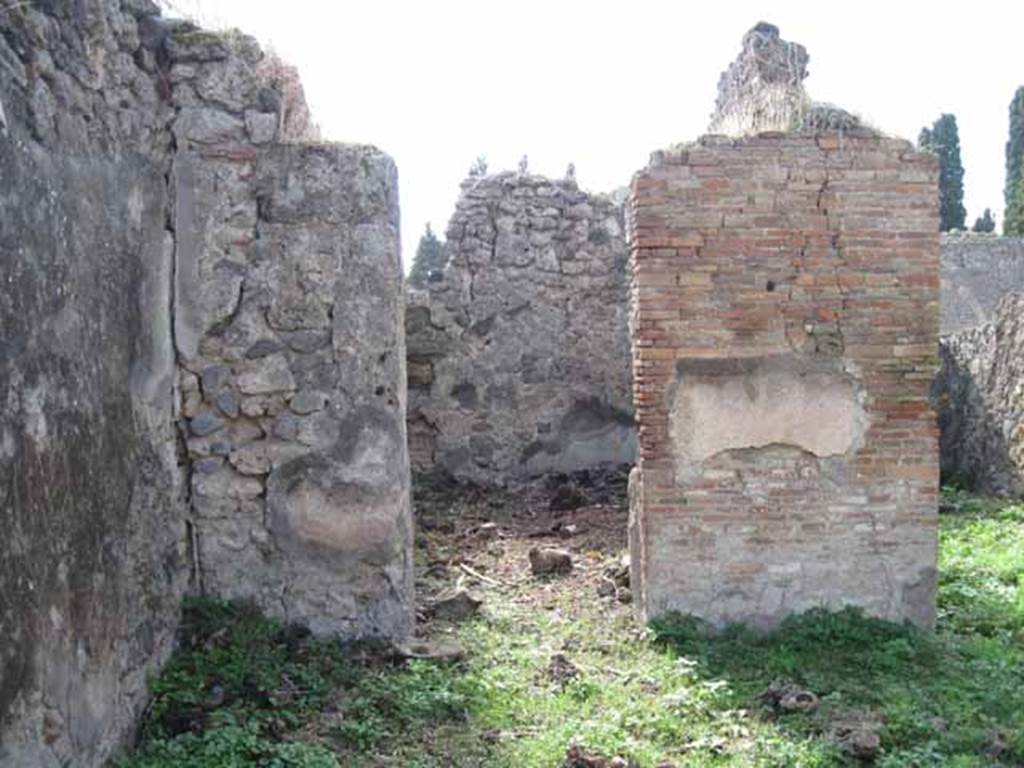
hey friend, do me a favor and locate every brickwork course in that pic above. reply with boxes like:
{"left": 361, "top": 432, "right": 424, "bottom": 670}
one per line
{"left": 627, "top": 25, "right": 941, "bottom": 630}
{"left": 628, "top": 132, "right": 941, "bottom": 630}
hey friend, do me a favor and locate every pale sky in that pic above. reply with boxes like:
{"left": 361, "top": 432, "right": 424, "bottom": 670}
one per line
{"left": 178, "top": 0, "right": 1022, "bottom": 268}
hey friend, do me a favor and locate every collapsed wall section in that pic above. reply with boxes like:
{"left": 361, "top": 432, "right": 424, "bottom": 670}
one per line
{"left": 170, "top": 37, "right": 412, "bottom": 638}
{"left": 940, "top": 232, "right": 1024, "bottom": 334}
{"left": 406, "top": 172, "right": 634, "bottom": 486}
{"left": 0, "top": 3, "right": 184, "bottom": 765}
{"left": 628, "top": 133, "right": 941, "bottom": 629}
{"left": 933, "top": 293, "right": 1024, "bottom": 496}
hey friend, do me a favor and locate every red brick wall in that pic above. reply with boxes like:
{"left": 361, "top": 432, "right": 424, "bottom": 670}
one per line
{"left": 628, "top": 132, "right": 940, "bottom": 629}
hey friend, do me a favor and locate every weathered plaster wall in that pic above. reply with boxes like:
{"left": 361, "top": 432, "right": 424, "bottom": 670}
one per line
{"left": 628, "top": 132, "right": 941, "bottom": 630}
{"left": 0, "top": 4, "right": 412, "bottom": 765}
{"left": 940, "top": 232, "right": 1024, "bottom": 334}
{"left": 933, "top": 293, "right": 1024, "bottom": 496}
{"left": 0, "top": 3, "right": 185, "bottom": 765}
{"left": 405, "top": 171, "right": 634, "bottom": 486}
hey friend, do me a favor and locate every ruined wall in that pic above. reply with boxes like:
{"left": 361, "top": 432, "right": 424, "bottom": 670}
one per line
{"left": 933, "top": 293, "right": 1024, "bottom": 496}
{"left": 0, "top": 4, "right": 411, "bottom": 765}
{"left": 406, "top": 171, "right": 634, "bottom": 486}
{"left": 940, "top": 232, "right": 1024, "bottom": 334}
{"left": 167, "top": 20, "right": 411, "bottom": 637}
{"left": 0, "top": 3, "right": 185, "bottom": 765}
{"left": 173, "top": 97, "right": 411, "bottom": 635}
{"left": 708, "top": 22, "right": 809, "bottom": 136}
{"left": 628, "top": 133, "right": 941, "bottom": 630}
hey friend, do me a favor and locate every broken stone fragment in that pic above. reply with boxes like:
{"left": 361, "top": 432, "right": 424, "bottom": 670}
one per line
{"left": 779, "top": 689, "right": 819, "bottom": 713}
{"left": 395, "top": 639, "right": 465, "bottom": 664}
{"left": 430, "top": 587, "right": 482, "bottom": 622}
{"left": 547, "top": 653, "right": 579, "bottom": 687}
{"left": 549, "top": 484, "right": 587, "bottom": 511}
{"left": 828, "top": 710, "right": 884, "bottom": 759}
{"left": 529, "top": 547, "right": 573, "bottom": 576}
{"left": 760, "top": 679, "right": 819, "bottom": 713}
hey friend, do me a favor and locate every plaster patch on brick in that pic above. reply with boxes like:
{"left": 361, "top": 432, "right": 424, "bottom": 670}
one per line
{"left": 668, "top": 356, "right": 868, "bottom": 475}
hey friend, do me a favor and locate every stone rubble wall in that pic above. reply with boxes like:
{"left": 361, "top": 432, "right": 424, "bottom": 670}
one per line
{"left": 0, "top": 3, "right": 411, "bottom": 765}
{"left": 939, "top": 232, "right": 1024, "bottom": 334}
{"left": 168, "top": 18, "right": 413, "bottom": 638}
{"left": 708, "top": 22, "right": 809, "bottom": 136}
{"left": 628, "top": 133, "right": 941, "bottom": 630}
{"left": 173, "top": 106, "right": 412, "bottom": 636}
{"left": 405, "top": 172, "right": 634, "bottom": 486}
{"left": 933, "top": 293, "right": 1024, "bottom": 496}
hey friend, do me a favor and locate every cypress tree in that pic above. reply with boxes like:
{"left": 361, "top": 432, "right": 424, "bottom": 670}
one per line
{"left": 408, "top": 223, "right": 447, "bottom": 288}
{"left": 919, "top": 114, "right": 966, "bottom": 231}
{"left": 1005, "top": 87, "right": 1024, "bottom": 236}
{"left": 972, "top": 209, "right": 996, "bottom": 233}
{"left": 1007, "top": 178, "right": 1024, "bottom": 238}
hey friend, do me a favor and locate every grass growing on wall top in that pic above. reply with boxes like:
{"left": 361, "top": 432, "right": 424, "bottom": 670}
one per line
{"left": 118, "top": 490, "right": 1024, "bottom": 767}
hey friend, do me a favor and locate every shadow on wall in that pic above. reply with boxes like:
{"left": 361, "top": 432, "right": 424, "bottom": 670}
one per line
{"left": 519, "top": 396, "right": 636, "bottom": 476}
{"left": 933, "top": 339, "right": 1019, "bottom": 496}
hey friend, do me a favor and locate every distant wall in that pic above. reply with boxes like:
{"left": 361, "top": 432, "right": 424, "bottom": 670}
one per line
{"left": 405, "top": 172, "right": 634, "bottom": 486}
{"left": 933, "top": 293, "right": 1024, "bottom": 497}
{"left": 940, "top": 233, "right": 1024, "bottom": 334}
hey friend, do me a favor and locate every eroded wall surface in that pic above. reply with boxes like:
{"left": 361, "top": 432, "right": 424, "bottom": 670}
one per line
{"left": 940, "top": 233, "right": 1024, "bottom": 334}
{"left": 166, "top": 22, "right": 412, "bottom": 638}
{"left": 0, "top": 4, "right": 184, "bottom": 765}
{"left": 406, "top": 172, "right": 634, "bottom": 485}
{"left": 175, "top": 137, "right": 412, "bottom": 637}
{"left": 628, "top": 133, "right": 941, "bottom": 630}
{"left": 0, "top": 4, "right": 412, "bottom": 765}
{"left": 933, "top": 293, "right": 1024, "bottom": 496}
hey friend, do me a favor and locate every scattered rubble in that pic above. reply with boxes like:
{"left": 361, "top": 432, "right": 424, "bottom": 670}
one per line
{"left": 760, "top": 680, "right": 820, "bottom": 714}
{"left": 529, "top": 547, "right": 575, "bottom": 576}
{"left": 828, "top": 710, "right": 884, "bottom": 760}
{"left": 547, "top": 653, "right": 580, "bottom": 688}
{"left": 429, "top": 587, "right": 482, "bottom": 622}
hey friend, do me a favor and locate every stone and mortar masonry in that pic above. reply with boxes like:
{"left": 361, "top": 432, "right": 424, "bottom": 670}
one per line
{"left": 405, "top": 171, "right": 634, "bottom": 486}
{"left": 0, "top": 3, "right": 411, "bottom": 765}
{"left": 628, "top": 132, "right": 941, "bottom": 630}
{"left": 169, "top": 26, "right": 412, "bottom": 641}
{"left": 933, "top": 292, "right": 1024, "bottom": 496}
{"left": 940, "top": 232, "right": 1024, "bottom": 334}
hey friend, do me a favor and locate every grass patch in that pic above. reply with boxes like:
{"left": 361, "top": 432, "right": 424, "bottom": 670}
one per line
{"left": 119, "top": 491, "right": 1024, "bottom": 767}
{"left": 116, "top": 599, "right": 482, "bottom": 767}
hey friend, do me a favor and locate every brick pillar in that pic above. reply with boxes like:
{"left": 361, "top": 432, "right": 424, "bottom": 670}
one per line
{"left": 628, "top": 132, "right": 940, "bottom": 630}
